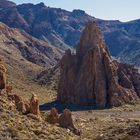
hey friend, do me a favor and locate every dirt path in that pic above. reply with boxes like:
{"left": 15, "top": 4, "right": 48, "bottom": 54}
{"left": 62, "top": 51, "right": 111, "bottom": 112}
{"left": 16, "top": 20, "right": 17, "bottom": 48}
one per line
{"left": 71, "top": 104, "right": 140, "bottom": 140}
{"left": 73, "top": 107, "right": 140, "bottom": 119}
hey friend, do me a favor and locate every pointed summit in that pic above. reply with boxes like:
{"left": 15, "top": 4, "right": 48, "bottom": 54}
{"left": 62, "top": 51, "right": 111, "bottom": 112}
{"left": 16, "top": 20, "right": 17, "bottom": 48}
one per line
{"left": 76, "top": 22, "right": 110, "bottom": 60}
{"left": 57, "top": 22, "right": 140, "bottom": 108}
{"left": 35, "top": 2, "right": 46, "bottom": 8}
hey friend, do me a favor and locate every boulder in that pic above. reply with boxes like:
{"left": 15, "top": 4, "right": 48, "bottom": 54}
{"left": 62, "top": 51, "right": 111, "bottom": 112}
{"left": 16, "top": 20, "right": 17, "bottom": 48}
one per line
{"left": 59, "top": 109, "right": 75, "bottom": 129}
{"left": 29, "top": 93, "right": 40, "bottom": 117}
{"left": 46, "top": 107, "right": 59, "bottom": 124}
{"left": 57, "top": 22, "right": 140, "bottom": 108}
{"left": 59, "top": 109, "right": 80, "bottom": 135}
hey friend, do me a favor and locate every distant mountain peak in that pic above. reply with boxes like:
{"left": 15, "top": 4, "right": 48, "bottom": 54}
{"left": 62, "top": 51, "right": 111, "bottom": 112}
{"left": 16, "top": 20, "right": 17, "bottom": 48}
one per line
{"left": 35, "top": 2, "right": 46, "bottom": 8}
{"left": 0, "top": 1, "right": 140, "bottom": 67}
{"left": 72, "top": 9, "right": 86, "bottom": 16}
{"left": 0, "top": 0, "right": 16, "bottom": 8}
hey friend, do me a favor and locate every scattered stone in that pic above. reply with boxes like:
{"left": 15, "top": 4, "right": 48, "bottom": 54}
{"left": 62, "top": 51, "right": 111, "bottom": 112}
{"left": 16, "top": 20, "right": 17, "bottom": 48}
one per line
{"left": 94, "top": 117, "right": 99, "bottom": 121}
{"left": 88, "top": 110, "right": 93, "bottom": 113}
{"left": 89, "top": 118, "right": 94, "bottom": 122}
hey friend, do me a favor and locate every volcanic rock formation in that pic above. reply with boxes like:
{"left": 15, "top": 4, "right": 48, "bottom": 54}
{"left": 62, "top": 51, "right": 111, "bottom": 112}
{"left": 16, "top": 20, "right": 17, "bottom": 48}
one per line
{"left": 29, "top": 94, "right": 40, "bottom": 117}
{"left": 0, "top": 59, "right": 6, "bottom": 91}
{"left": 57, "top": 22, "right": 140, "bottom": 108}
{"left": 46, "top": 107, "right": 59, "bottom": 124}
{"left": 8, "top": 94, "right": 27, "bottom": 113}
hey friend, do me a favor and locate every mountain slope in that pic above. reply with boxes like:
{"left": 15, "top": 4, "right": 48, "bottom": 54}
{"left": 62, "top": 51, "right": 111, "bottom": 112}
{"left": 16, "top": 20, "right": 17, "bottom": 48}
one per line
{"left": 0, "top": 22, "right": 63, "bottom": 67}
{"left": 0, "top": 2, "right": 140, "bottom": 66}
{"left": 101, "top": 20, "right": 140, "bottom": 66}
{"left": 0, "top": 22, "right": 64, "bottom": 101}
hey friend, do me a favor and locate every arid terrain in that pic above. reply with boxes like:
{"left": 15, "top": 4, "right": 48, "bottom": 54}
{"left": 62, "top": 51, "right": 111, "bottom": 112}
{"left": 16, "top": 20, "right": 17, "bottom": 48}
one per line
{"left": 0, "top": 22, "right": 140, "bottom": 140}
{"left": 1, "top": 88, "right": 140, "bottom": 140}
{"left": 0, "top": 0, "right": 140, "bottom": 140}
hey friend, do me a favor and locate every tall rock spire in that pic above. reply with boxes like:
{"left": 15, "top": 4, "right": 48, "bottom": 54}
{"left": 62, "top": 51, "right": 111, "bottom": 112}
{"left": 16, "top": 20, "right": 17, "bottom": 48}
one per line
{"left": 57, "top": 22, "right": 140, "bottom": 108}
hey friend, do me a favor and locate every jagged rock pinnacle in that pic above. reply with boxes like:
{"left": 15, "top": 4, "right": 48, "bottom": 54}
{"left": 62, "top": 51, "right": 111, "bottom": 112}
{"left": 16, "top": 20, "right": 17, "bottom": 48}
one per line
{"left": 57, "top": 22, "right": 140, "bottom": 108}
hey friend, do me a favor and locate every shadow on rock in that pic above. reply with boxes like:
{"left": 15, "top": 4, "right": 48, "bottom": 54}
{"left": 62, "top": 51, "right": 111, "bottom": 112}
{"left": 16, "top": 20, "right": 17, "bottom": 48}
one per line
{"left": 39, "top": 100, "right": 98, "bottom": 113}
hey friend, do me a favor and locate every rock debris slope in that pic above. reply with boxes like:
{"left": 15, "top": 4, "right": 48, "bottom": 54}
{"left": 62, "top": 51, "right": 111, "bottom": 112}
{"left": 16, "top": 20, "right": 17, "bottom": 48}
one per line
{"left": 58, "top": 22, "right": 140, "bottom": 108}
{"left": 0, "top": 22, "right": 63, "bottom": 67}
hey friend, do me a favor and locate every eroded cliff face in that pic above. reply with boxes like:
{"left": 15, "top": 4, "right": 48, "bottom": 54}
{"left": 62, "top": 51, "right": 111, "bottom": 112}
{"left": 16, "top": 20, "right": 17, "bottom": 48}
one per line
{"left": 57, "top": 22, "right": 140, "bottom": 108}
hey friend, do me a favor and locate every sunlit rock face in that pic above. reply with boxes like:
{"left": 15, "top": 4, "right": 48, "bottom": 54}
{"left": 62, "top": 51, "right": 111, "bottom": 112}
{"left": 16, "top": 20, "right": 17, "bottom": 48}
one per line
{"left": 57, "top": 22, "right": 140, "bottom": 108}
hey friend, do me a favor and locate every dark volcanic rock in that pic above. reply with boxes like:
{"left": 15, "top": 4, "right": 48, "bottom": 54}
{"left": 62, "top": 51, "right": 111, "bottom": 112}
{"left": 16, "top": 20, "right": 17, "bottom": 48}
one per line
{"left": 57, "top": 22, "right": 140, "bottom": 108}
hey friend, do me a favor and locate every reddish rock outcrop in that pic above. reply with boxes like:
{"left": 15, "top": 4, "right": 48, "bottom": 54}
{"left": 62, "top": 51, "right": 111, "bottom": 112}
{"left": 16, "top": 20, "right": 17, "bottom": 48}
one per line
{"left": 0, "top": 59, "right": 7, "bottom": 91}
{"left": 59, "top": 109, "right": 75, "bottom": 129}
{"left": 58, "top": 109, "right": 80, "bottom": 135}
{"left": 8, "top": 93, "right": 40, "bottom": 116}
{"left": 8, "top": 94, "right": 26, "bottom": 113}
{"left": 57, "top": 22, "right": 140, "bottom": 108}
{"left": 29, "top": 93, "right": 40, "bottom": 117}
{"left": 46, "top": 107, "right": 59, "bottom": 124}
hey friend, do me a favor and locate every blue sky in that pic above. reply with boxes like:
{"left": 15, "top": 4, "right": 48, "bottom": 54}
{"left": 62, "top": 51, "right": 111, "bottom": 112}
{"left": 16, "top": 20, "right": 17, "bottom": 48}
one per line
{"left": 12, "top": 0, "right": 140, "bottom": 22}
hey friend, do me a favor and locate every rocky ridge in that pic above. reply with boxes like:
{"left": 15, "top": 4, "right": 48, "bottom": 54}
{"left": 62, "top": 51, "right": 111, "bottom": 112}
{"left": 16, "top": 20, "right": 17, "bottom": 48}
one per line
{"left": 0, "top": 1, "right": 140, "bottom": 66}
{"left": 0, "top": 22, "right": 65, "bottom": 98}
{"left": 0, "top": 22, "right": 63, "bottom": 67}
{"left": 0, "top": 0, "right": 16, "bottom": 8}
